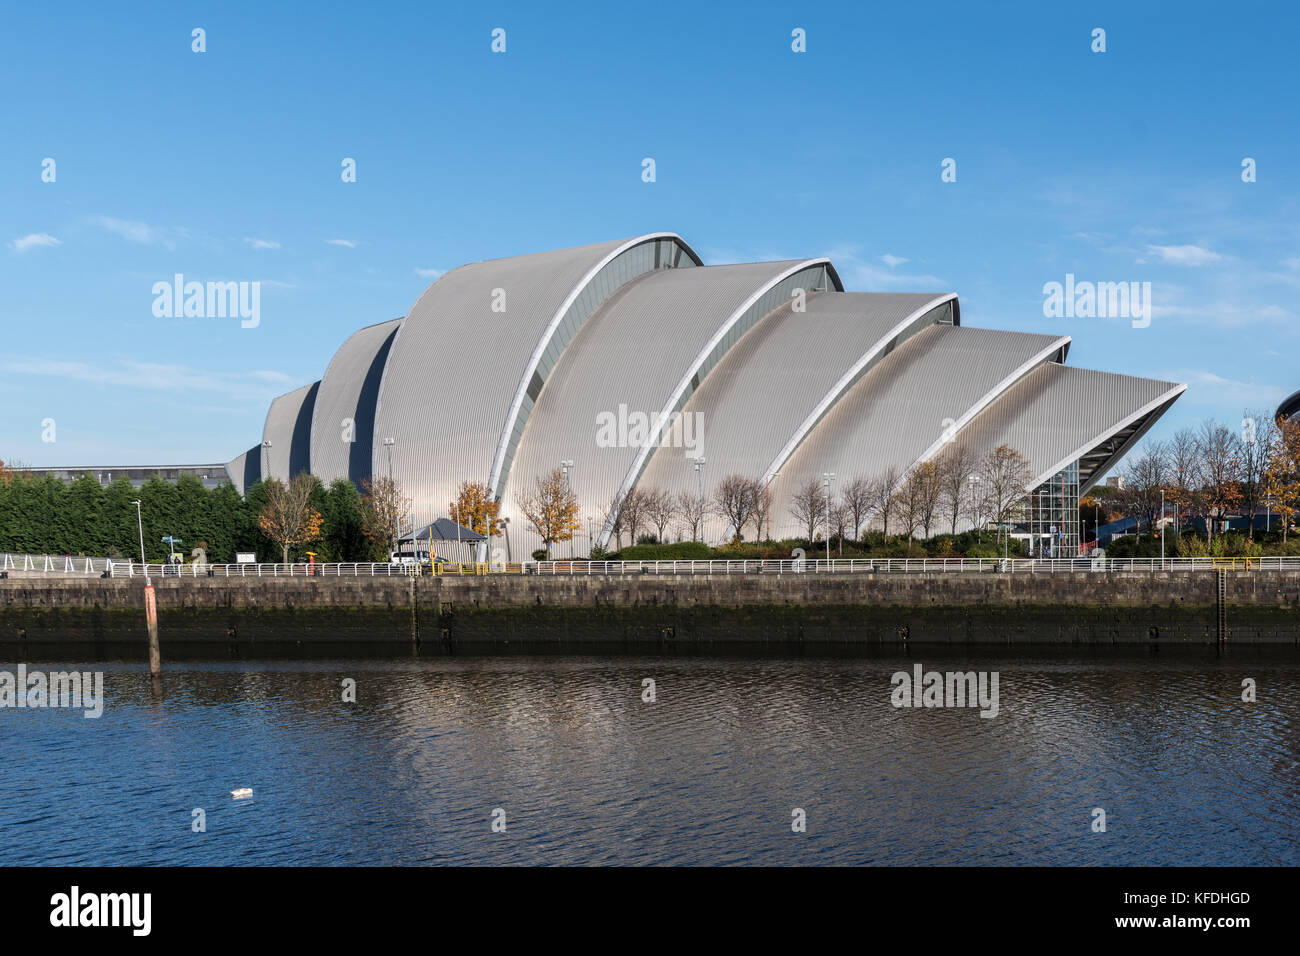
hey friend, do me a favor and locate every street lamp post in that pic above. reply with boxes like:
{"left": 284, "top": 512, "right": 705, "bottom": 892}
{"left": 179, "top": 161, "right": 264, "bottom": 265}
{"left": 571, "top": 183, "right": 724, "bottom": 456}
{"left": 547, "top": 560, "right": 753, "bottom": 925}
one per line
{"left": 822, "top": 472, "right": 835, "bottom": 564}
{"left": 1160, "top": 488, "right": 1166, "bottom": 568}
{"left": 560, "top": 460, "right": 574, "bottom": 557}
{"left": 131, "top": 499, "right": 147, "bottom": 581}
{"left": 968, "top": 474, "right": 981, "bottom": 541}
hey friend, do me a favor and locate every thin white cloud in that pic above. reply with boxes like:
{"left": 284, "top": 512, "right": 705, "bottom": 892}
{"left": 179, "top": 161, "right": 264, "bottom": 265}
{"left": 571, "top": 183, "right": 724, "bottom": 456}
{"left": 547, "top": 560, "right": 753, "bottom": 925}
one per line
{"left": 91, "top": 215, "right": 188, "bottom": 248}
{"left": 1144, "top": 244, "right": 1222, "bottom": 266}
{"left": 824, "top": 247, "right": 946, "bottom": 290}
{"left": 10, "top": 233, "right": 60, "bottom": 253}
{"left": 880, "top": 254, "right": 909, "bottom": 268}
{"left": 1166, "top": 369, "right": 1286, "bottom": 409}
{"left": 414, "top": 267, "right": 443, "bottom": 278}
{"left": 243, "top": 237, "right": 281, "bottom": 250}
{"left": 1, "top": 356, "right": 295, "bottom": 401}
{"left": 325, "top": 238, "right": 357, "bottom": 248}
{"left": 699, "top": 243, "right": 946, "bottom": 290}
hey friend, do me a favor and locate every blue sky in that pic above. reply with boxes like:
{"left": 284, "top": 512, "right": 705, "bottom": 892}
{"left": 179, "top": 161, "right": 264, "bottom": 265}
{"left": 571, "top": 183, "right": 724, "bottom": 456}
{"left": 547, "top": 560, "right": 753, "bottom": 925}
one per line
{"left": 2, "top": 0, "right": 1297, "bottom": 468}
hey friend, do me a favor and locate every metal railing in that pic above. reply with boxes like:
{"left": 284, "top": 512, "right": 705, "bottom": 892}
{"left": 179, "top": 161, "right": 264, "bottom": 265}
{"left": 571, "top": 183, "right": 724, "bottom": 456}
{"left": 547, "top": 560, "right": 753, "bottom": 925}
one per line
{"left": 88, "top": 556, "right": 1300, "bottom": 577}
{"left": 104, "top": 561, "right": 422, "bottom": 578}
{"left": 529, "top": 557, "right": 1300, "bottom": 574}
{"left": 1, "top": 553, "right": 114, "bottom": 575}
{"left": 1, "top": 554, "right": 1292, "bottom": 580}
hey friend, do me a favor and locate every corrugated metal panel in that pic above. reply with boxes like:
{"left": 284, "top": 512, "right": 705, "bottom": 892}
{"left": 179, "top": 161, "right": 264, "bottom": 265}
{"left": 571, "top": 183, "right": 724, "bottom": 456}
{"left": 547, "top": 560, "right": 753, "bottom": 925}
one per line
{"left": 951, "top": 363, "right": 1186, "bottom": 492}
{"left": 223, "top": 445, "right": 261, "bottom": 495}
{"left": 261, "top": 382, "right": 318, "bottom": 481}
{"left": 488, "top": 234, "right": 702, "bottom": 500}
{"left": 637, "top": 291, "right": 957, "bottom": 511}
{"left": 373, "top": 234, "right": 699, "bottom": 527}
{"left": 500, "top": 260, "right": 832, "bottom": 556}
{"left": 309, "top": 318, "right": 401, "bottom": 488}
{"left": 765, "top": 325, "right": 1073, "bottom": 540}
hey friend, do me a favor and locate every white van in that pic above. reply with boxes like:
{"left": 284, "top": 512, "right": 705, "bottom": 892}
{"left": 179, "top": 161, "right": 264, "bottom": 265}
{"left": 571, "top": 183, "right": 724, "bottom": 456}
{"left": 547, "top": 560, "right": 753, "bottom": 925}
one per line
{"left": 390, "top": 551, "right": 446, "bottom": 566}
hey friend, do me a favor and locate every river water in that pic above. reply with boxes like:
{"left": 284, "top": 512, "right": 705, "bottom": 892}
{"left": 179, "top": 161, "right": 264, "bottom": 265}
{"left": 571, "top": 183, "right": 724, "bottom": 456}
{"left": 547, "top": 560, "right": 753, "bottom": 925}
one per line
{"left": 1, "top": 644, "right": 1296, "bottom": 866}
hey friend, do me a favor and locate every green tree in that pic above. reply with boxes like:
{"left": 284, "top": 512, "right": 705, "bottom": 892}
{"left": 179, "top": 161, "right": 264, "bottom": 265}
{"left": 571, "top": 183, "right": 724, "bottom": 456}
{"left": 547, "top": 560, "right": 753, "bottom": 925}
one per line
{"left": 318, "top": 478, "right": 378, "bottom": 561}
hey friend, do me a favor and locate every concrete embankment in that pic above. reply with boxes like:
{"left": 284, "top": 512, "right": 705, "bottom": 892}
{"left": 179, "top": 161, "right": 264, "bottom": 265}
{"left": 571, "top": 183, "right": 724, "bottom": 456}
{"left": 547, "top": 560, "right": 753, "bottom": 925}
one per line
{"left": 1, "top": 570, "right": 1298, "bottom": 645}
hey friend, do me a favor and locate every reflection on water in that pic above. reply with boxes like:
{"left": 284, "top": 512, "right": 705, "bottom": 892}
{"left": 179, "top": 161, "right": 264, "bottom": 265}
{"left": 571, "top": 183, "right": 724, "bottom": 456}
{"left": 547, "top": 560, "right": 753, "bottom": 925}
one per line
{"left": 1, "top": 644, "right": 1296, "bottom": 865}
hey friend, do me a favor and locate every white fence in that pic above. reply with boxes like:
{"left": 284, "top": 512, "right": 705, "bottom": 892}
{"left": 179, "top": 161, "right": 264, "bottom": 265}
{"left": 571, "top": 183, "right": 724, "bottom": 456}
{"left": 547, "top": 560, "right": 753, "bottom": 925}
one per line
{"left": 104, "top": 561, "right": 419, "bottom": 578}
{"left": 5, "top": 554, "right": 1299, "bottom": 579}
{"left": 1, "top": 553, "right": 113, "bottom": 575}
{"left": 530, "top": 557, "right": 1300, "bottom": 574}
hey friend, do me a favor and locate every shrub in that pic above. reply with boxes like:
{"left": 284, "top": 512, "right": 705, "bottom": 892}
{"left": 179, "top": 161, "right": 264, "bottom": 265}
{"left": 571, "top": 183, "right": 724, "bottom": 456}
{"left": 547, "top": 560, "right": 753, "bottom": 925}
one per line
{"left": 1175, "top": 532, "right": 1209, "bottom": 558}
{"left": 618, "top": 541, "right": 714, "bottom": 560}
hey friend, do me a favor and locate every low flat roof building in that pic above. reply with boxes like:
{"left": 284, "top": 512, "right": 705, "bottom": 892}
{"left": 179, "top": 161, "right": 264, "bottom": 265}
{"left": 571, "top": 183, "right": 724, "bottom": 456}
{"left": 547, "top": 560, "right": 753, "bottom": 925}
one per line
{"left": 13, "top": 465, "right": 232, "bottom": 490}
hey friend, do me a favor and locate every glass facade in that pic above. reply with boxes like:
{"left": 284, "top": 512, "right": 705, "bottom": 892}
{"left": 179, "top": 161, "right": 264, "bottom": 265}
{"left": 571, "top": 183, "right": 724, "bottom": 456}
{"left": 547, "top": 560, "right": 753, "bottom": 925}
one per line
{"left": 1012, "top": 461, "right": 1080, "bottom": 557}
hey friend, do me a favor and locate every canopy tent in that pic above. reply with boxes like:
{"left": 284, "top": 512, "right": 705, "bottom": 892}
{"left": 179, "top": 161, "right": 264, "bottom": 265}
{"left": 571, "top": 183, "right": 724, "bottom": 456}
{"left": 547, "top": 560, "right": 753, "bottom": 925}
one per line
{"left": 397, "top": 517, "right": 487, "bottom": 565}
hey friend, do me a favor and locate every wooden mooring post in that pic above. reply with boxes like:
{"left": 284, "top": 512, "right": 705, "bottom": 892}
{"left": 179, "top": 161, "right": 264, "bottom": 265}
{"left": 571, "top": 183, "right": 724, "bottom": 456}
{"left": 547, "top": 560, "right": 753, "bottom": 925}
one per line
{"left": 145, "top": 577, "right": 162, "bottom": 676}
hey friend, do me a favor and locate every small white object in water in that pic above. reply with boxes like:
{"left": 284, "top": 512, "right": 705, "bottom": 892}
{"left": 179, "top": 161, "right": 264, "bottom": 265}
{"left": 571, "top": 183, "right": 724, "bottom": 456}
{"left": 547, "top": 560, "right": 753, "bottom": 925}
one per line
{"left": 230, "top": 788, "right": 253, "bottom": 799}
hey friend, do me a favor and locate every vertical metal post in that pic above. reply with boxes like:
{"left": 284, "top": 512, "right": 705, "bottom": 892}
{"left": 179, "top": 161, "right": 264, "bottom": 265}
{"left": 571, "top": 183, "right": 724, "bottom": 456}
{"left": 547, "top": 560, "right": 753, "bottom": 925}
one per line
{"left": 823, "top": 472, "right": 835, "bottom": 564}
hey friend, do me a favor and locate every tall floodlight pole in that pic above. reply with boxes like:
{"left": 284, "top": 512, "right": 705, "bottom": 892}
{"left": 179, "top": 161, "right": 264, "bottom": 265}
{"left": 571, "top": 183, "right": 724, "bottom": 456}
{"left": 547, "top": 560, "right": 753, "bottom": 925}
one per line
{"left": 691, "top": 456, "right": 706, "bottom": 541}
{"left": 383, "top": 437, "right": 396, "bottom": 558}
{"left": 823, "top": 472, "right": 835, "bottom": 564}
{"left": 766, "top": 471, "right": 779, "bottom": 542}
{"left": 261, "top": 440, "right": 271, "bottom": 481}
{"left": 969, "top": 474, "right": 982, "bottom": 541}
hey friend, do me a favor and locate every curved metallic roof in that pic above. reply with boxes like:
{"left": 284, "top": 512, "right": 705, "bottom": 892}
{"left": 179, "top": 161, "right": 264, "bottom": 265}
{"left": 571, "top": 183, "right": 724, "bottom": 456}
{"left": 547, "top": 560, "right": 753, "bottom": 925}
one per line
{"left": 637, "top": 291, "right": 958, "bottom": 501}
{"left": 1277, "top": 388, "right": 1300, "bottom": 424}
{"left": 373, "top": 234, "right": 700, "bottom": 525}
{"left": 262, "top": 381, "right": 318, "bottom": 481}
{"left": 224, "top": 233, "right": 1188, "bottom": 559}
{"left": 498, "top": 259, "right": 841, "bottom": 552}
{"left": 765, "top": 324, "right": 1070, "bottom": 539}
{"left": 951, "top": 363, "right": 1187, "bottom": 495}
{"left": 224, "top": 445, "right": 261, "bottom": 496}
{"left": 309, "top": 318, "right": 401, "bottom": 487}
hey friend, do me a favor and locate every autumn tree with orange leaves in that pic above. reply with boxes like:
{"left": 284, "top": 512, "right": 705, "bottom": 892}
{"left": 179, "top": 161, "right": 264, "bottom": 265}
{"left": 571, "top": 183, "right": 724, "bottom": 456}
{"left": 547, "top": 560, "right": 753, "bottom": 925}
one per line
{"left": 257, "top": 475, "right": 324, "bottom": 564}
{"left": 1266, "top": 415, "right": 1300, "bottom": 543}
{"left": 515, "top": 468, "right": 581, "bottom": 558}
{"left": 449, "top": 480, "right": 502, "bottom": 538}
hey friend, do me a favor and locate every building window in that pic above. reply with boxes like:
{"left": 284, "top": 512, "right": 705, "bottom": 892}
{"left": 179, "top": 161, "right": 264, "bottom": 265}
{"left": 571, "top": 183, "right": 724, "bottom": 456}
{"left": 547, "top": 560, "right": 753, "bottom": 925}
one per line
{"left": 1012, "top": 461, "right": 1080, "bottom": 557}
